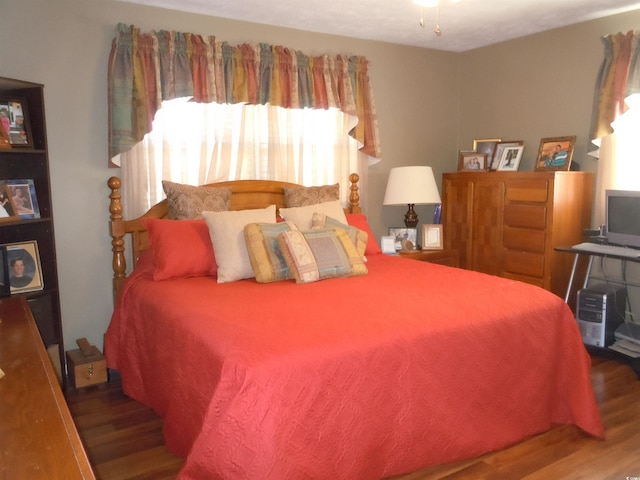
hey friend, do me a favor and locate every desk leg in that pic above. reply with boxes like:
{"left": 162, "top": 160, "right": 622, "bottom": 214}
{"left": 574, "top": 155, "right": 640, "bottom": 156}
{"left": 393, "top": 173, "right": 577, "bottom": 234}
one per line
{"left": 564, "top": 253, "right": 595, "bottom": 304}
{"left": 583, "top": 254, "right": 594, "bottom": 290}
{"left": 565, "top": 253, "right": 580, "bottom": 303}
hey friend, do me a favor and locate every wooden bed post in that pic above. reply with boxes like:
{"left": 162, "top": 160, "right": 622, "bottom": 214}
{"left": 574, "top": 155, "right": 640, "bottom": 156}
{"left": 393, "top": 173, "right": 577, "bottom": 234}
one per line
{"left": 349, "top": 173, "right": 361, "bottom": 214}
{"left": 108, "top": 177, "right": 126, "bottom": 301}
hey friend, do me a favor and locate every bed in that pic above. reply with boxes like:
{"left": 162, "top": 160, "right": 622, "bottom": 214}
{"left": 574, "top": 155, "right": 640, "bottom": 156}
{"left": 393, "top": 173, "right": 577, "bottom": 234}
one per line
{"left": 104, "top": 174, "right": 604, "bottom": 480}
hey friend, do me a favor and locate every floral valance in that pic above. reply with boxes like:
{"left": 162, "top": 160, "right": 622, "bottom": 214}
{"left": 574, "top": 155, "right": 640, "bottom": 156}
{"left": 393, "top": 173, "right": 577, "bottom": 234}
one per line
{"left": 589, "top": 30, "right": 640, "bottom": 153}
{"left": 108, "top": 23, "right": 381, "bottom": 165}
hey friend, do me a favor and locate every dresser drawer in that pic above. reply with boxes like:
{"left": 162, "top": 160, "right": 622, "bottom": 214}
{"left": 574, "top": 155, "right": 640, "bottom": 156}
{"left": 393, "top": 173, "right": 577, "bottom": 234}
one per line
{"left": 503, "top": 204, "right": 547, "bottom": 229}
{"left": 503, "top": 227, "right": 545, "bottom": 253}
{"left": 505, "top": 180, "right": 549, "bottom": 203}
{"left": 503, "top": 249, "right": 545, "bottom": 278}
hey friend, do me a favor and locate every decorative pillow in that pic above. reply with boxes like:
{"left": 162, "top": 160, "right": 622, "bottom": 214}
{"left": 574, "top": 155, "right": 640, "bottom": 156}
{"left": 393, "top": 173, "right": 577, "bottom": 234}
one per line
{"left": 311, "top": 213, "right": 368, "bottom": 259}
{"left": 278, "top": 228, "right": 368, "bottom": 284}
{"left": 202, "top": 205, "right": 277, "bottom": 283}
{"left": 279, "top": 199, "right": 348, "bottom": 230}
{"left": 143, "top": 219, "right": 217, "bottom": 281}
{"left": 162, "top": 180, "right": 231, "bottom": 220}
{"left": 244, "top": 221, "right": 296, "bottom": 283}
{"left": 284, "top": 183, "right": 340, "bottom": 207}
{"left": 346, "top": 213, "right": 382, "bottom": 255}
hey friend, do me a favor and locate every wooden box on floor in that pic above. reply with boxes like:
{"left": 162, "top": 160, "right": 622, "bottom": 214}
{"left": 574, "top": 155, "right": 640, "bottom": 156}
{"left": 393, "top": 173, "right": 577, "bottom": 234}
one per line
{"left": 66, "top": 343, "right": 107, "bottom": 389}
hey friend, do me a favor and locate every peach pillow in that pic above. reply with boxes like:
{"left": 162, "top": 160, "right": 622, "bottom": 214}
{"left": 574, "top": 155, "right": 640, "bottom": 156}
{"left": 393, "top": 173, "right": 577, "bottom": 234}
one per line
{"left": 143, "top": 219, "right": 217, "bottom": 281}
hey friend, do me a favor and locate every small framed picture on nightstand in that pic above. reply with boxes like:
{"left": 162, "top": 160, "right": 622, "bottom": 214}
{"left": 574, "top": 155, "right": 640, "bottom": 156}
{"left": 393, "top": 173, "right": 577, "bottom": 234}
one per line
{"left": 389, "top": 227, "right": 417, "bottom": 251}
{"left": 381, "top": 236, "right": 396, "bottom": 254}
{"left": 422, "top": 224, "right": 443, "bottom": 250}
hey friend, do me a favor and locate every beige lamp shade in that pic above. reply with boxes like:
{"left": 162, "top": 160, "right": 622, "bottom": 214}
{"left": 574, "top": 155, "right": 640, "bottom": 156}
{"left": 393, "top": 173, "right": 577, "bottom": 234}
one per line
{"left": 383, "top": 166, "right": 441, "bottom": 206}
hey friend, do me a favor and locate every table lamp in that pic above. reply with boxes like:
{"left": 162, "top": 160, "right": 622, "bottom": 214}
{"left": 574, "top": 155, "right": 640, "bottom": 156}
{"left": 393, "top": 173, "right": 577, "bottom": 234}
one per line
{"left": 383, "top": 166, "right": 441, "bottom": 228}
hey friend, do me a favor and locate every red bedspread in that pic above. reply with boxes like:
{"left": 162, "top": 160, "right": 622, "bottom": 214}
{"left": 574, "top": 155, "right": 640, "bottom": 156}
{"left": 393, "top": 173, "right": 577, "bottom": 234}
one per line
{"left": 105, "top": 253, "right": 603, "bottom": 479}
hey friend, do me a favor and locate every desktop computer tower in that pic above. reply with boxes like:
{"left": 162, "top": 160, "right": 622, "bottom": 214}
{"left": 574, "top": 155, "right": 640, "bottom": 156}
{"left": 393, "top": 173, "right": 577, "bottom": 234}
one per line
{"left": 576, "top": 284, "right": 627, "bottom": 347}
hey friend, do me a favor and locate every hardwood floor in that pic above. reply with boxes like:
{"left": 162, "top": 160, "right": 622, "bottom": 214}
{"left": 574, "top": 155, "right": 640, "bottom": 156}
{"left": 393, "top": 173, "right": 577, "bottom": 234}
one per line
{"left": 65, "top": 355, "right": 640, "bottom": 480}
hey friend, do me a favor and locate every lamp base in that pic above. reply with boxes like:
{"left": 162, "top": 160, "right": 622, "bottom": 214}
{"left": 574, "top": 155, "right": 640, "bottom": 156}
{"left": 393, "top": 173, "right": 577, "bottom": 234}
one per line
{"left": 404, "top": 204, "right": 418, "bottom": 228}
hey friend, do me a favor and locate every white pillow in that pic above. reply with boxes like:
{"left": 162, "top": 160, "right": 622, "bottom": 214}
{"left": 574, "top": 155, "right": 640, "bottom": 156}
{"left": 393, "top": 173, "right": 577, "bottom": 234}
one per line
{"left": 202, "top": 205, "right": 276, "bottom": 283}
{"left": 278, "top": 199, "right": 347, "bottom": 230}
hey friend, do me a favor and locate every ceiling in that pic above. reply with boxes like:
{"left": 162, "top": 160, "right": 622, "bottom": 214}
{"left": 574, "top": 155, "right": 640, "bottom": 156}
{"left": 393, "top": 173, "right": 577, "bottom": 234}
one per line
{"left": 117, "top": 0, "right": 640, "bottom": 51}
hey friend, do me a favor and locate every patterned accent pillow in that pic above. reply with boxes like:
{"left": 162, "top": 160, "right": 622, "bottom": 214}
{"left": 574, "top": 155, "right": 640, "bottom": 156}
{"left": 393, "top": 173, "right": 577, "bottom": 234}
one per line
{"left": 244, "top": 221, "right": 296, "bottom": 283}
{"left": 202, "top": 205, "right": 276, "bottom": 283}
{"left": 279, "top": 199, "right": 348, "bottom": 230}
{"left": 283, "top": 183, "right": 340, "bottom": 207}
{"left": 162, "top": 180, "right": 232, "bottom": 220}
{"left": 277, "top": 228, "right": 368, "bottom": 284}
{"left": 346, "top": 213, "right": 382, "bottom": 255}
{"left": 311, "top": 213, "right": 368, "bottom": 259}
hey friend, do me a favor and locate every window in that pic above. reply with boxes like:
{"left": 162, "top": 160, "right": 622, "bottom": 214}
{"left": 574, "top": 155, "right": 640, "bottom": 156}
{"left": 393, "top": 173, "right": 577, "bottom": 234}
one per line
{"left": 593, "top": 94, "right": 640, "bottom": 225}
{"left": 118, "top": 99, "right": 366, "bottom": 218}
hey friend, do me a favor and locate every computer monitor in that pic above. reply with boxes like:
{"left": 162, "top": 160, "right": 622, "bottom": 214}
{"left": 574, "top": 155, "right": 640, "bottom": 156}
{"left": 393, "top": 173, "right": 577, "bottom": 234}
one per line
{"left": 606, "top": 189, "right": 640, "bottom": 248}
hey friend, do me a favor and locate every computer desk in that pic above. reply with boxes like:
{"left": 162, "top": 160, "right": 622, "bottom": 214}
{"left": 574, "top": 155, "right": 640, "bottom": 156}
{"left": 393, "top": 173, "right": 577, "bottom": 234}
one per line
{"left": 556, "top": 246, "right": 640, "bottom": 303}
{"left": 556, "top": 246, "right": 640, "bottom": 378}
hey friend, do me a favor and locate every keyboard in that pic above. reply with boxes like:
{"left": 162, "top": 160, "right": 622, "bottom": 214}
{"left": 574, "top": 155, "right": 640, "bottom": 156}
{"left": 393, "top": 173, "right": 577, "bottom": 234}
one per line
{"left": 571, "top": 242, "right": 640, "bottom": 258}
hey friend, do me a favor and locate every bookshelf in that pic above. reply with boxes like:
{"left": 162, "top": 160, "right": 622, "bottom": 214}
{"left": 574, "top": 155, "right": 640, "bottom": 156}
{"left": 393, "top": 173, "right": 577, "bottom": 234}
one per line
{"left": 0, "top": 76, "right": 64, "bottom": 381}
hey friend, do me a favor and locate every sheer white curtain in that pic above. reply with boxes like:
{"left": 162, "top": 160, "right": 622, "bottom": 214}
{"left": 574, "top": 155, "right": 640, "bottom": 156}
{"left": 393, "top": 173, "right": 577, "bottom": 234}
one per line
{"left": 593, "top": 93, "right": 640, "bottom": 226}
{"left": 117, "top": 98, "right": 368, "bottom": 219}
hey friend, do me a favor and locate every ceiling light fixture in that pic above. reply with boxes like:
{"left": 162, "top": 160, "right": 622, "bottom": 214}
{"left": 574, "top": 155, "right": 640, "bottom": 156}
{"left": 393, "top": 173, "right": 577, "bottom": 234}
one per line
{"left": 415, "top": 0, "right": 461, "bottom": 36}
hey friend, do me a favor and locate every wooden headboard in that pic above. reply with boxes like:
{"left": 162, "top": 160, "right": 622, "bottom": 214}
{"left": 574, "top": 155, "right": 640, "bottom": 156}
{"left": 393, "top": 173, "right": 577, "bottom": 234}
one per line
{"left": 108, "top": 174, "right": 361, "bottom": 299}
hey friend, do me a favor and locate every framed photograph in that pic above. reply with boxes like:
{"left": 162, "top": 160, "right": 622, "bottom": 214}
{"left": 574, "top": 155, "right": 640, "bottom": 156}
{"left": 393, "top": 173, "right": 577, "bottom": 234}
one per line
{"left": 458, "top": 151, "right": 488, "bottom": 171}
{"left": 490, "top": 140, "right": 524, "bottom": 170}
{"left": 0, "top": 99, "right": 32, "bottom": 147}
{"left": 4, "top": 240, "right": 44, "bottom": 294}
{"left": 497, "top": 145, "right": 524, "bottom": 171}
{"left": 0, "top": 245, "right": 10, "bottom": 297}
{"left": 3, "top": 179, "right": 40, "bottom": 219}
{"left": 473, "top": 138, "right": 501, "bottom": 167}
{"left": 380, "top": 236, "right": 396, "bottom": 254}
{"left": 422, "top": 224, "right": 443, "bottom": 250}
{"left": 534, "top": 136, "right": 576, "bottom": 171}
{"left": 0, "top": 184, "right": 19, "bottom": 222}
{"left": 0, "top": 117, "right": 11, "bottom": 149}
{"left": 389, "top": 227, "right": 417, "bottom": 251}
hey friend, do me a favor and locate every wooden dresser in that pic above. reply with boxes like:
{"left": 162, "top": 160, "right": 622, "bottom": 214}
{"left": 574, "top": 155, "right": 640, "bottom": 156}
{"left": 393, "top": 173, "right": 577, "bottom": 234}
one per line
{"left": 442, "top": 171, "right": 593, "bottom": 302}
{"left": 0, "top": 296, "right": 95, "bottom": 479}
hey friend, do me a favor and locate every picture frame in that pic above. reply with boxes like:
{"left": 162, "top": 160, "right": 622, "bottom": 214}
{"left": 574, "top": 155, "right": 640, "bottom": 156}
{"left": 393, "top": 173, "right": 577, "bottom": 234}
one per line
{"left": 534, "top": 136, "right": 576, "bottom": 171}
{"left": 389, "top": 227, "right": 417, "bottom": 251}
{"left": 0, "top": 117, "right": 11, "bottom": 149}
{"left": 380, "top": 236, "right": 397, "bottom": 254}
{"left": 3, "top": 240, "right": 44, "bottom": 294}
{"left": 490, "top": 140, "right": 524, "bottom": 170}
{"left": 458, "top": 151, "right": 488, "bottom": 171}
{"left": 0, "top": 245, "right": 10, "bottom": 297}
{"left": 3, "top": 179, "right": 40, "bottom": 219}
{"left": 422, "top": 224, "right": 443, "bottom": 250}
{"left": 497, "top": 145, "right": 524, "bottom": 171}
{"left": 0, "top": 184, "right": 19, "bottom": 222}
{"left": 473, "top": 138, "right": 501, "bottom": 167}
{"left": 0, "top": 98, "right": 32, "bottom": 147}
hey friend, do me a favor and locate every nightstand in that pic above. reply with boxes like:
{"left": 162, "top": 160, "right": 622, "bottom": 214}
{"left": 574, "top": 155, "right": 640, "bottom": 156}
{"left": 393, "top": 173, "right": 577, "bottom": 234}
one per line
{"left": 398, "top": 249, "right": 460, "bottom": 268}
